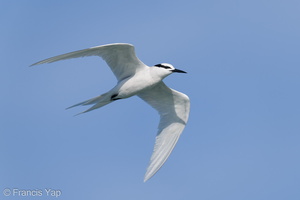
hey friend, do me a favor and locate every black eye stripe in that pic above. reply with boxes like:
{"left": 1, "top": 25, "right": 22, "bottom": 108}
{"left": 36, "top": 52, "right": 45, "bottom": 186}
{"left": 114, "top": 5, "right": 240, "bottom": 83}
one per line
{"left": 155, "top": 64, "right": 171, "bottom": 69}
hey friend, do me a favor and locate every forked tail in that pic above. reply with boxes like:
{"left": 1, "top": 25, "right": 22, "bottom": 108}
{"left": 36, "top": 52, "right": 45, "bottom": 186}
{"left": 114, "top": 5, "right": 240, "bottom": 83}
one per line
{"left": 66, "top": 92, "right": 112, "bottom": 115}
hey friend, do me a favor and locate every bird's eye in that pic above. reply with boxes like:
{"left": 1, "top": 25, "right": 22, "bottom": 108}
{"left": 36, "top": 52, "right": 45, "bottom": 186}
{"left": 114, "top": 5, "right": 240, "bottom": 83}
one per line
{"left": 155, "top": 64, "right": 171, "bottom": 69}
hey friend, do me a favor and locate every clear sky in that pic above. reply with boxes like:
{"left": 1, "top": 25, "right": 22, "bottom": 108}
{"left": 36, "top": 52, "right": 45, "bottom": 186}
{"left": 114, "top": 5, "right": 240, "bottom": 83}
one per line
{"left": 1, "top": 0, "right": 300, "bottom": 199}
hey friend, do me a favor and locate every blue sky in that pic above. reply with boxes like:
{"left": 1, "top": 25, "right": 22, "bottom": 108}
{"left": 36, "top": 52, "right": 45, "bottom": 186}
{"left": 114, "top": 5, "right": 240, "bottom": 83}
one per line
{"left": 1, "top": 0, "right": 300, "bottom": 199}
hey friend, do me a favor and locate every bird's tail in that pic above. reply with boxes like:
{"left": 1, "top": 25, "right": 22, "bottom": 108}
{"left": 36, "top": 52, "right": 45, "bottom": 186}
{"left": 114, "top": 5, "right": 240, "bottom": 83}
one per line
{"left": 66, "top": 92, "right": 112, "bottom": 115}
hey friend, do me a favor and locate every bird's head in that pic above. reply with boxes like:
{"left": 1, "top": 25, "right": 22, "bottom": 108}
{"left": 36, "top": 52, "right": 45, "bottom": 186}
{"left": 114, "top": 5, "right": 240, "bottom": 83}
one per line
{"left": 153, "top": 63, "right": 187, "bottom": 78}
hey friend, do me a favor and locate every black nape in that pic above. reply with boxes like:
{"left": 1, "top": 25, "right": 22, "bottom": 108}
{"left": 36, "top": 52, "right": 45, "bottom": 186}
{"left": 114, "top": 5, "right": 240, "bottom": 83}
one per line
{"left": 155, "top": 64, "right": 171, "bottom": 69}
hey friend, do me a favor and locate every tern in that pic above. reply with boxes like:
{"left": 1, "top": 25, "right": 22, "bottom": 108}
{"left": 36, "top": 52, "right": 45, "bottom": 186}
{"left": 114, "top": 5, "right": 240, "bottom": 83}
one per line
{"left": 31, "top": 43, "right": 190, "bottom": 182}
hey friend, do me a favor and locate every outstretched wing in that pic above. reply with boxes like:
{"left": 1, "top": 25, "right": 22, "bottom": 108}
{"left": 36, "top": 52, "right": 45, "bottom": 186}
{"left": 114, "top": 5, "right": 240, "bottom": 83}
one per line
{"left": 31, "top": 43, "right": 147, "bottom": 81}
{"left": 138, "top": 82, "right": 190, "bottom": 182}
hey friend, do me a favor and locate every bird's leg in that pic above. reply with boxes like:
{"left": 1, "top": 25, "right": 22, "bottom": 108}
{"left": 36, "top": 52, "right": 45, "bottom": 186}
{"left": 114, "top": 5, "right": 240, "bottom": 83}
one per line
{"left": 111, "top": 94, "right": 122, "bottom": 101}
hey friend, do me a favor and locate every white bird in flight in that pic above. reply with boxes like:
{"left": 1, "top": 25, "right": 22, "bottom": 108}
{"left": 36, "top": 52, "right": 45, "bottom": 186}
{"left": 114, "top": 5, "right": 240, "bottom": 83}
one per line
{"left": 31, "top": 43, "right": 190, "bottom": 182}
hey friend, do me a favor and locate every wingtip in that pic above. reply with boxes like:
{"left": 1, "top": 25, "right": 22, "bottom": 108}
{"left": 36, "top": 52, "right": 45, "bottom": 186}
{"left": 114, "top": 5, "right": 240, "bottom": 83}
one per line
{"left": 143, "top": 170, "right": 155, "bottom": 182}
{"left": 29, "top": 61, "right": 45, "bottom": 67}
{"left": 143, "top": 176, "right": 149, "bottom": 183}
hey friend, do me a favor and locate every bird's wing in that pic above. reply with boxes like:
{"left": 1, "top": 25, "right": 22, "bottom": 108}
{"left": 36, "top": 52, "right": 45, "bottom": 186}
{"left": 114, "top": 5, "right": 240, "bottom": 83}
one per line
{"left": 30, "top": 43, "right": 147, "bottom": 81}
{"left": 138, "top": 82, "right": 190, "bottom": 182}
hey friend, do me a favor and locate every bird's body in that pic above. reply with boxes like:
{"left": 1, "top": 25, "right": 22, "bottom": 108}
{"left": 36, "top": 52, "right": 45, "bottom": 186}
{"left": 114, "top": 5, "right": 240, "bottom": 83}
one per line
{"left": 111, "top": 68, "right": 159, "bottom": 99}
{"left": 31, "top": 43, "right": 190, "bottom": 182}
